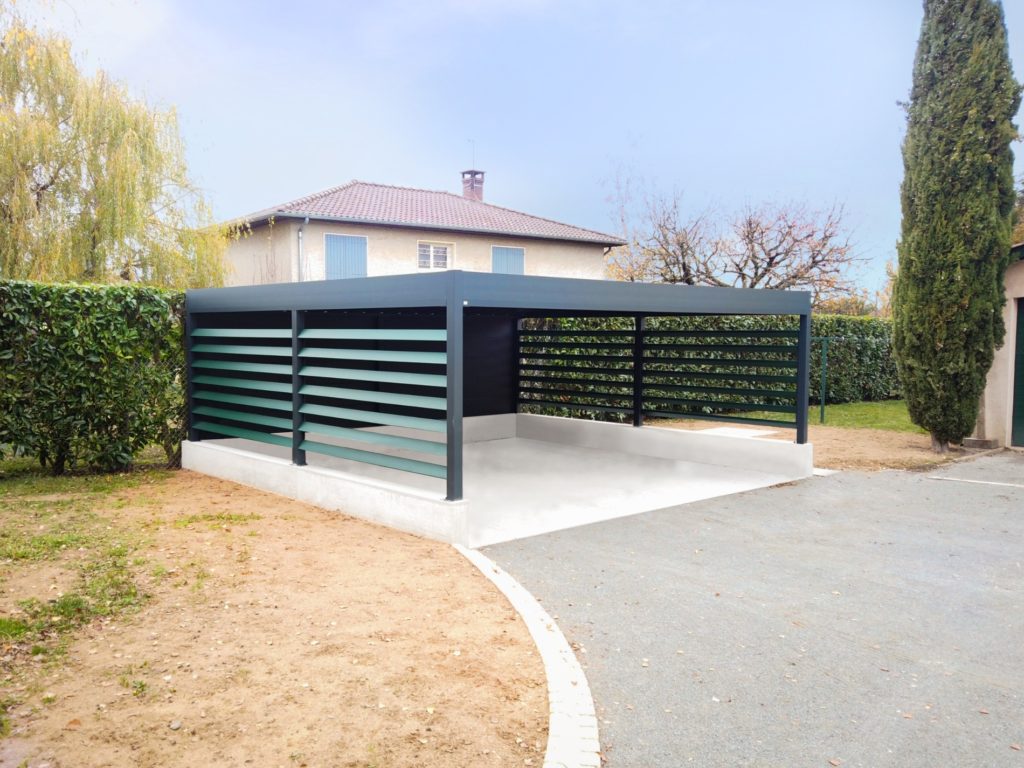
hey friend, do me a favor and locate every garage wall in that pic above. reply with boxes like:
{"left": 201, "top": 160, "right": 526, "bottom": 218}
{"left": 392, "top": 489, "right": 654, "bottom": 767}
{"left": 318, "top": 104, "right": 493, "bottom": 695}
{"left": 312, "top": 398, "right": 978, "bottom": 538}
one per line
{"left": 974, "top": 258, "right": 1024, "bottom": 446}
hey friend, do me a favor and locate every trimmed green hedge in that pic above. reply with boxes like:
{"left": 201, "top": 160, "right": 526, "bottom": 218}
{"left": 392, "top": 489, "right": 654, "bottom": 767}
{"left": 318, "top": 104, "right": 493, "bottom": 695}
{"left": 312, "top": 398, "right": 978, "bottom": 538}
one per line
{"left": 0, "top": 280, "right": 185, "bottom": 474}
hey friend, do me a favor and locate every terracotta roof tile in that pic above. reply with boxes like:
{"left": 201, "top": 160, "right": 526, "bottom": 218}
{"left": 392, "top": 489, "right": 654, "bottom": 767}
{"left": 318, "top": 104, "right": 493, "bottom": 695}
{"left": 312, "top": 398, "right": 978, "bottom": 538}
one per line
{"left": 243, "top": 181, "right": 624, "bottom": 246}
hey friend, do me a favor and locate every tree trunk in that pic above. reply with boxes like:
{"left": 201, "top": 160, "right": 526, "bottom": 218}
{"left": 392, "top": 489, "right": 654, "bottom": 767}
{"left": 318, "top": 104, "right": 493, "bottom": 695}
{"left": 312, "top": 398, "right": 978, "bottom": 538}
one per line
{"left": 930, "top": 433, "right": 949, "bottom": 454}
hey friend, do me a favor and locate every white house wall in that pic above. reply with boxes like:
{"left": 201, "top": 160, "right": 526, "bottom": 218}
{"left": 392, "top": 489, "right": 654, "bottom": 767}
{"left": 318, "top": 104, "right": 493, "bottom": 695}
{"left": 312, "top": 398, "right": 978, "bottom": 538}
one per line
{"left": 223, "top": 220, "right": 297, "bottom": 286}
{"left": 223, "top": 220, "right": 608, "bottom": 285}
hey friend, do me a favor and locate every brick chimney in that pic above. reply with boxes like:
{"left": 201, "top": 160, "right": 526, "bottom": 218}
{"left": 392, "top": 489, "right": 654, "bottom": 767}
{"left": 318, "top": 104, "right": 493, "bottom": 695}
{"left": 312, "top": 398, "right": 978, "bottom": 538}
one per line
{"left": 461, "top": 169, "right": 485, "bottom": 201}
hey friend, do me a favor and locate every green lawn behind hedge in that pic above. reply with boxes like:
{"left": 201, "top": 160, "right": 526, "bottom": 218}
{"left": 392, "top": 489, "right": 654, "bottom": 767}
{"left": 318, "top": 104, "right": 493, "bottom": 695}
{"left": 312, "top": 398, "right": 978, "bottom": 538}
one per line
{"left": 814, "top": 400, "right": 925, "bottom": 432}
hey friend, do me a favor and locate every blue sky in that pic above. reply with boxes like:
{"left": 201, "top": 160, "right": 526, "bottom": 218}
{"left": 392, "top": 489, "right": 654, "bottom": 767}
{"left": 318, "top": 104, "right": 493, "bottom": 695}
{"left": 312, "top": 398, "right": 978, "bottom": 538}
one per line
{"left": 28, "top": 0, "right": 1024, "bottom": 294}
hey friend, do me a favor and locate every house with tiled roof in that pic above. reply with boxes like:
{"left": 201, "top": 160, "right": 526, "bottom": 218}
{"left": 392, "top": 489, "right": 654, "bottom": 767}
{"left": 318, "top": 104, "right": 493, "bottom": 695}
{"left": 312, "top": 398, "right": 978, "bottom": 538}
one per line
{"left": 223, "top": 171, "right": 624, "bottom": 286}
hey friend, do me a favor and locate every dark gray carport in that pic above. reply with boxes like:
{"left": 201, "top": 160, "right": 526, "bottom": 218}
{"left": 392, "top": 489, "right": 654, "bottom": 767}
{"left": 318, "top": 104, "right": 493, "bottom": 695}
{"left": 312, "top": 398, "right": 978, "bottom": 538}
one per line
{"left": 185, "top": 271, "right": 811, "bottom": 511}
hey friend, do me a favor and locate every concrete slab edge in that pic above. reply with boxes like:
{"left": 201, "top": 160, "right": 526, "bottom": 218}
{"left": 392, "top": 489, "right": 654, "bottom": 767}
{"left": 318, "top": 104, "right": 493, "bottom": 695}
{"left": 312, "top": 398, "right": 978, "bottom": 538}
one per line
{"left": 454, "top": 545, "right": 601, "bottom": 768}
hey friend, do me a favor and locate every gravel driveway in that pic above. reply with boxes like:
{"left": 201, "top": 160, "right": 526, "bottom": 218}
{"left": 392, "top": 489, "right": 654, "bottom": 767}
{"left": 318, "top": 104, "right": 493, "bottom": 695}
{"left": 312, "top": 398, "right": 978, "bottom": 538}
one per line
{"left": 485, "top": 452, "right": 1024, "bottom": 768}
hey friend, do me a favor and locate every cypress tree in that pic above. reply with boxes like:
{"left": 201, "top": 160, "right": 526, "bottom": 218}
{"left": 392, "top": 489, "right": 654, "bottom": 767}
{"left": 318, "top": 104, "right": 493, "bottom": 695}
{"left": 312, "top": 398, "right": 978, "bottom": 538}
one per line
{"left": 893, "top": 0, "right": 1021, "bottom": 452}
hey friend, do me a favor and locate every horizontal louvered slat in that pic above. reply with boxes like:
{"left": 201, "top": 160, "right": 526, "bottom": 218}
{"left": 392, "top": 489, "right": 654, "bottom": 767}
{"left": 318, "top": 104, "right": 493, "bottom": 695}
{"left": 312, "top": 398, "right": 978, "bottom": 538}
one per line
{"left": 299, "top": 403, "right": 446, "bottom": 433}
{"left": 299, "top": 328, "right": 446, "bottom": 341}
{"left": 193, "top": 390, "right": 292, "bottom": 411}
{"left": 641, "top": 383, "right": 797, "bottom": 400}
{"left": 193, "top": 375, "right": 292, "bottom": 393}
{"left": 301, "top": 440, "right": 446, "bottom": 479}
{"left": 519, "top": 330, "right": 633, "bottom": 338}
{"left": 643, "top": 398, "right": 796, "bottom": 414}
{"left": 193, "top": 405, "right": 293, "bottom": 430}
{"left": 644, "top": 344, "right": 797, "bottom": 354}
{"left": 519, "top": 342, "right": 634, "bottom": 351}
{"left": 643, "top": 329, "right": 800, "bottom": 338}
{"left": 300, "top": 421, "right": 446, "bottom": 456}
{"left": 191, "top": 328, "right": 291, "bottom": 338}
{"left": 642, "top": 356, "right": 799, "bottom": 368}
{"left": 518, "top": 363, "right": 633, "bottom": 378}
{"left": 192, "top": 360, "right": 292, "bottom": 375}
{"left": 643, "top": 371, "right": 797, "bottom": 384}
{"left": 192, "top": 344, "right": 291, "bottom": 357}
{"left": 193, "top": 421, "right": 292, "bottom": 447}
{"left": 520, "top": 353, "right": 632, "bottom": 363}
{"left": 299, "top": 365, "right": 446, "bottom": 389}
{"left": 299, "top": 384, "right": 446, "bottom": 411}
{"left": 299, "top": 347, "right": 446, "bottom": 365}
{"left": 520, "top": 386, "right": 633, "bottom": 400}
{"left": 519, "top": 375, "right": 633, "bottom": 390}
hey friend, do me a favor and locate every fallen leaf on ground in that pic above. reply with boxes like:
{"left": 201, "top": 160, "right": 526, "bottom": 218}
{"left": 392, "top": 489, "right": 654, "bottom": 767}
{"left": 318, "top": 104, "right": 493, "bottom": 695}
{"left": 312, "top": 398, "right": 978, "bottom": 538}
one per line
{"left": 829, "top": 760, "right": 842, "bottom": 766}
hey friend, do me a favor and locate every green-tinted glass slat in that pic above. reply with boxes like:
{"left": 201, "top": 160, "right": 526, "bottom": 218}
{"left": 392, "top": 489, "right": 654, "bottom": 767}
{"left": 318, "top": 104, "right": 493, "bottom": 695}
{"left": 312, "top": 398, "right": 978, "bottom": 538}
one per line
{"left": 300, "top": 385, "right": 446, "bottom": 411}
{"left": 193, "top": 421, "right": 292, "bottom": 447}
{"left": 193, "top": 405, "right": 293, "bottom": 430}
{"left": 193, "top": 375, "right": 292, "bottom": 394}
{"left": 192, "top": 344, "right": 291, "bottom": 357}
{"left": 299, "top": 347, "right": 446, "bottom": 365}
{"left": 299, "top": 328, "right": 446, "bottom": 341}
{"left": 191, "top": 328, "right": 291, "bottom": 338}
{"left": 300, "top": 365, "right": 446, "bottom": 389}
{"left": 192, "top": 359, "right": 292, "bottom": 375}
{"left": 300, "top": 420, "right": 446, "bottom": 456}
{"left": 299, "top": 403, "right": 446, "bottom": 433}
{"left": 193, "top": 389, "right": 292, "bottom": 411}
{"left": 300, "top": 440, "right": 446, "bottom": 479}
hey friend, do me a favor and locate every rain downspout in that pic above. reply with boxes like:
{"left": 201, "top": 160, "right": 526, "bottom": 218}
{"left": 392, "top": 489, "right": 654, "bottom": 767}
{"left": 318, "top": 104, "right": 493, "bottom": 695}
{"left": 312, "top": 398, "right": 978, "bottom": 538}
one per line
{"left": 297, "top": 216, "right": 309, "bottom": 281}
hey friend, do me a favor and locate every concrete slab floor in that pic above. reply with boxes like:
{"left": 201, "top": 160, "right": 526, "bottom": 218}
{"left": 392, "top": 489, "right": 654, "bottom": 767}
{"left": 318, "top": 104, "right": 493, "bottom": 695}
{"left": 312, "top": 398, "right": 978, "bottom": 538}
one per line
{"left": 210, "top": 436, "right": 792, "bottom": 546}
{"left": 485, "top": 456, "right": 1024, "bottom": 768}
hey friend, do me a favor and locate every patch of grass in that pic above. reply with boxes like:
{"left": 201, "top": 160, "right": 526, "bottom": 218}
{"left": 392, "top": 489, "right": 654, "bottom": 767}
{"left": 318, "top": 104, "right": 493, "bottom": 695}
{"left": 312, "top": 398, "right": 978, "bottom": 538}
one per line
{"left": 813, "top": 399, "right": 926, "bottom": 432}
{"left": 172, "top": 511, "right": 261, "bottom": 529}
{"left": 0, "top": 531, "right": 85, "bottom": 562}
{"left": 739, "top": 400, "right": 926, "bottom": 433}
{"left": 0, "top": 617, "right": 30, "bottom": 641}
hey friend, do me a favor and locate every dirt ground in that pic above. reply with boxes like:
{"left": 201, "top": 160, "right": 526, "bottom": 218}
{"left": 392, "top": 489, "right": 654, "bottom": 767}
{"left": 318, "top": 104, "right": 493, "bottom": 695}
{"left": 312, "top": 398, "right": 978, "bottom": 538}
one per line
{"left": 1, "top": 471, "right": 547, "bottom": 768}
{"left": 655, "top": 420, "right": 964, "bottom": 471}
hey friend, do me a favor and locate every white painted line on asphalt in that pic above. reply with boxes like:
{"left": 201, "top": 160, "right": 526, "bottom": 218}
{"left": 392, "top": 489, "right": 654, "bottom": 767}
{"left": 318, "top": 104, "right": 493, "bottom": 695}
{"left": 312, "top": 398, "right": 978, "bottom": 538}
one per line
{"left": 926, "top": 475, "right": 1024, "bottom": 490}
{"left": 455, "top": 544, "right": 601, "bottom": 768}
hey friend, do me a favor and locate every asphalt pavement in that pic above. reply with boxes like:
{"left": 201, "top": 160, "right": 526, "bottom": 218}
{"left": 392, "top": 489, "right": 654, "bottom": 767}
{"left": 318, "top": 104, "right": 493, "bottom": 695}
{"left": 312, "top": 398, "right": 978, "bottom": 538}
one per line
{"left": 485, "top": 452, "right": 1024, "bottom": 768}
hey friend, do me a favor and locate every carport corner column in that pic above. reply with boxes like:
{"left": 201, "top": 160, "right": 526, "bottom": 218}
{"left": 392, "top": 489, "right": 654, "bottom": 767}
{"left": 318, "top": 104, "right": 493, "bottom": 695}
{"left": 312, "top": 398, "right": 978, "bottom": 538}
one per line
{"left": 445, "top": 273, "right": 465, "bottom": 501}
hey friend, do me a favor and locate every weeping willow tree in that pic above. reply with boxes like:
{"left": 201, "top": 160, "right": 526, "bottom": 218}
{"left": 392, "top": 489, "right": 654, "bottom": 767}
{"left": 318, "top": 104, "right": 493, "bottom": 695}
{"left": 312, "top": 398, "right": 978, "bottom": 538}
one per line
{"left": 0, "top": 10, "right": 226, "bottom": 287}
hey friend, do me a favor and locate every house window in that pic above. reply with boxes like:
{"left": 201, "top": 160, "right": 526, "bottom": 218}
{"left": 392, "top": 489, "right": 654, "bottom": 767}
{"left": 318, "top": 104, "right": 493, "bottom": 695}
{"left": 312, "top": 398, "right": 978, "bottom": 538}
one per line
{"left": 324, "top": 234, "right": 368, "bottom": 279}
{"left": 492, "top": 246, "right": 525, "bottom": 275}
{"left": 418, "top": 242, "right": 450, "bottom": 270}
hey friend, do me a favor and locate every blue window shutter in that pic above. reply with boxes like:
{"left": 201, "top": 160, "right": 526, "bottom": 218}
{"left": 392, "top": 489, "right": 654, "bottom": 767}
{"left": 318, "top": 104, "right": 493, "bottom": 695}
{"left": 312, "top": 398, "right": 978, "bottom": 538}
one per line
{"left": 492, "top": 246, "right": 525, "bottom": 275}
{"left": 325, "top": 235, "right": 367, "bottom": 279}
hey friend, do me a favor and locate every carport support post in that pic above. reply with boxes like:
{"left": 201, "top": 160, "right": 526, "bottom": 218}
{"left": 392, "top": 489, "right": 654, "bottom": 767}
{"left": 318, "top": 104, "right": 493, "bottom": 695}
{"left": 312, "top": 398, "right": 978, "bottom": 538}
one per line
{"left": 445, "top": 275, "right": 464, "bottom": 501}
{"left": 796, "top": 313, "right": 810, "bottom": 444}
{"left": 184, "top": 300, "right": 198, "bottom": 443}
{"left": 291, "top": 309, "right": 306, "bottom": 466}
{"left": 632, "top": 315, "right": 646, "bottom": 427}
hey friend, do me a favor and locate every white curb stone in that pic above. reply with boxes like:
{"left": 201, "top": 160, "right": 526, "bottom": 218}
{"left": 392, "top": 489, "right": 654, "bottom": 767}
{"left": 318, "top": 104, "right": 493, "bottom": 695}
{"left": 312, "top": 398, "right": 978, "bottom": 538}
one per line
{"left": 455, "top": 545, "right": 601, "bottom": 768}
